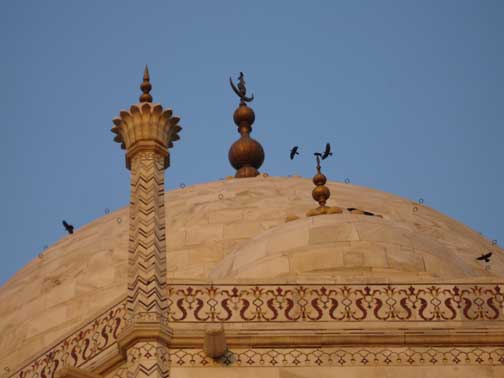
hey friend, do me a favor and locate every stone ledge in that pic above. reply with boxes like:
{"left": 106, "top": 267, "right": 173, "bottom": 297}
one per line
{"left": 54, "top": 367, "right": 102, "bottom": 378}
{"left": 169, "top": 326, "right": 504, "bottom": 348}
{"left": 116, "top": 322, "right": 173, "bottom": 356}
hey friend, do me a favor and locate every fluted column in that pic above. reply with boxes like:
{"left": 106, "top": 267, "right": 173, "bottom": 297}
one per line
{"left": 111, "top": 67, "right": 181, "bottom": 378}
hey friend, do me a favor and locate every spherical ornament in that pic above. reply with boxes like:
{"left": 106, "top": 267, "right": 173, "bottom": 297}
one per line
{"left": 233, "top": 105, "right": 255, "bottom": 126}
{"left": 313, "top": 172, "right": 327, "bottom": 186}
{"left": 312, "top": 185, "right": 330, "bottom": 206}
{"left": 229, "top": 136, "right": 264, "bottom": 169}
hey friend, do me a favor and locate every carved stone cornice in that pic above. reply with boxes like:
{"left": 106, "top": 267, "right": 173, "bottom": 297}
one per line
{"left": 54, "top": 367, "right": 103, "bottom": 378}
{"left": 169, "top": 326, "right": 504, "bottom": 348}
{"left": 116, "top": 323, "right": 173, "bottom": 357}
{"left": 125, "top": 140, "right": 169, "bottom": 169}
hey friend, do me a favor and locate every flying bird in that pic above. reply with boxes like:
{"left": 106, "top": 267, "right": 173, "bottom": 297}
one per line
{"left": 476, "top": 252, "right": 492, "bottom": 263}
{"left": 290, "top": 146, "right": 300, "bottom": 160}
{"left": 62, "top": 220, "right": 74, "bottom": 234}
{"left": 321, "top": 143, "right": 333, "bottom": 160}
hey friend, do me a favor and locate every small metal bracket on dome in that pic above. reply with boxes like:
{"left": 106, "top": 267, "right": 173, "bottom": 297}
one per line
{"left": 492, "top": 240, "right": 498, "bottom": 246}
{"left": 344, "top": 178, "right": 350, "bottom": 184}
{"left": 180, "top": 183, "right": 186, "bottom": 188}
{"left": 104, "top": 208, "right": 110, "bottom": 214}
{"left": 418, "top": 198, "right": 424, "bottom": 204}
{"left": 38, "top": 245, "right": 48, "bottom": 259}
{"left": 347, "top": 208, "right": 383, "bottom": 218}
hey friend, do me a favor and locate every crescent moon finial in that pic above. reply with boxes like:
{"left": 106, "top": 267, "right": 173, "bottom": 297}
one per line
{"left": 229, "top": 72, "right": 254, "bottom": 103}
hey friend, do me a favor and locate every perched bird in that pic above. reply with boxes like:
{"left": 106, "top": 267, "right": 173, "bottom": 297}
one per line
{"left": 476, "top": 252, "right": 492, "bottom": 263}
{"left": 290, "top": 146, "right": 300, "bottom": 160}
{"left": 321, "top": 143, "right": 333, "bottom": 160}
{"left": 62, "top": 220, "right": 74, "bottom": 234}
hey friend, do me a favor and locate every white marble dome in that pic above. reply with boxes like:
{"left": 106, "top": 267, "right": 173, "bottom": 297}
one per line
{"left": 0, "top": 176, "right": 502, "bottom": 368}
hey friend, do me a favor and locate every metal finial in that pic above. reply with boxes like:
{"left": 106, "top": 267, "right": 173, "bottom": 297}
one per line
{"left": 315, "top": 154, "right": 321, "bottom": 172}
{"left": 228, "top": 72, "right": 264, "bottom": 178}
{"left": 140, "top": 65, "right": 153, "bottom": 103}
{"left": 312, "top": 154, "right": 328, "bottom": 206}
{"left": 230, "top": 72, "right": 254, "bottom": 103}
{"left": 306, "top": 152, "right": 343, "bottom": 217}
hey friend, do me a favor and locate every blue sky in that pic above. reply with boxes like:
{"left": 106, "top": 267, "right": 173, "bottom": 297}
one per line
{"left": 1, "top": 1, "right": 503, "bottom": 285}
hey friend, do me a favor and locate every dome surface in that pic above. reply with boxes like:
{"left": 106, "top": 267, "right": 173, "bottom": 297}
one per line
{"left": 0, "top": 176, "right": 502, "bottom": 368}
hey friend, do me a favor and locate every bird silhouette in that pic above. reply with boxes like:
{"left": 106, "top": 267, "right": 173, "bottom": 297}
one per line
{"left": 476, "top": 252, "right": 492, "bottom": 263}
{"left": 321, "top": 143, "right": 332, "bottom": 160}
{"left": 290, "top": 146, "right": 300, "bottom": 160}
{"left": 62, "top": 220, "right": 74, "bottom": 234}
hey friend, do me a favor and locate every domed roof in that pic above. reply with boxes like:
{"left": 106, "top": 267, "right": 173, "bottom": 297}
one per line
{"left": 0, "top": 176, "right": 502, "bottom": 368}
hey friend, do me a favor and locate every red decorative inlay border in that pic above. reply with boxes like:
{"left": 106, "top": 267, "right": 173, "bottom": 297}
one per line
{"left": 166, "top": 284, "right": 504, "bottom": 322}
{"left": 11, "top": 283, "right": 504, "bottom": 378}
{"left": 170, "top": 346, "right": 504, "bottom": 367}
{"left": 13, "top": 303, "right": 126, "bottom": 378}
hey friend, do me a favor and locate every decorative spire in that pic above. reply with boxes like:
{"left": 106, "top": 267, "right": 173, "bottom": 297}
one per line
{"left": 306, "top": 155, "right": 343, "bottom": 217}
{"left": 228, "top": 72, "right": 265, "bottom": 178}
{"left": 139, "top": 65, "right": 153, "bottom": 103}
{"left": 112, "top": 67, "right": 182, "bottom": 168}
{"left": 111, "top": 67, "right": 182, "bottom": 378}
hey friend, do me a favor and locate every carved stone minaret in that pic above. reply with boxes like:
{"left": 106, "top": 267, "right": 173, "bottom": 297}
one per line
{"left": 228, "top": 72, "right": 265, "bottom": 178}
{"left": 111, "top": 66, "right": 181, "bottom": 378}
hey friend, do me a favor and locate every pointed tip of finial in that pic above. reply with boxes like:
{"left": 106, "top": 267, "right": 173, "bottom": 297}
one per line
{"left": 140, "top": 65, "right": 153, "bottom": 103}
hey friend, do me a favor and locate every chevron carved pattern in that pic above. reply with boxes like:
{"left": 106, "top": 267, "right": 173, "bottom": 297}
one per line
{"left": 127, "top": 342, "right": 169, "bottom": 378}
{"left": 127, "top": 151, "right": 168, "bottom": 324}
{"left": 112, "top": 73, "right": 181, "bottom": 378}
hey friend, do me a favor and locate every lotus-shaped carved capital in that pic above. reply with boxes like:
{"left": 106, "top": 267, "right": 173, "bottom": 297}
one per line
{"left": 111, "top": 102, "right": 182, "bottom": 169}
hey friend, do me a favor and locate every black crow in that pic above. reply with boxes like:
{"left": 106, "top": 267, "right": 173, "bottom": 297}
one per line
{"left": 321, "top": 143, "right": 333, "bottom": 160}
{"left": 290, "top": 146, "right": 300, "bottom": 160}
{"left": 476, "top": 252, "right": 492, "bottom": 263}
{"left": 62, "top": 220, "right": 74, "bottom": 234}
